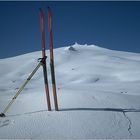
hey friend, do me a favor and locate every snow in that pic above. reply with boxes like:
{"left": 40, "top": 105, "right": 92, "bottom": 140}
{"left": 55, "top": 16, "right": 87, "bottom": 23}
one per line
{"left": 0, "top": 43, "right": 140, "bottom": 138}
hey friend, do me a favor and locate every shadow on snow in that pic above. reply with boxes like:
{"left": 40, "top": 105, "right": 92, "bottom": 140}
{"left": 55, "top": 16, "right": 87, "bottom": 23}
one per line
{"left": 8, "top": 107, "right": 140, "bottom": 117}
{"left": 59, "top": 108, "right": 140, "bottom": 113}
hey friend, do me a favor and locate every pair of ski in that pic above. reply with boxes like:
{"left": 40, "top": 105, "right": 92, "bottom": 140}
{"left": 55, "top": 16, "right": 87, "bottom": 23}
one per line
{"left": 40, "top": 7, "right": 58, "bottom": 111}
{"left": 0, "top": 7, "right": 58, "bottom": 117}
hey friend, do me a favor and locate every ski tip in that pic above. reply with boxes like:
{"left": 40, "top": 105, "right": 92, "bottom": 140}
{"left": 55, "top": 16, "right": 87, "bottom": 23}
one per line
{"left": 48, "top": 7, "right": 51, "bottom": 12}
{"left": 0, "top": 113, "right": 6, "bottom": 117}
{"left": 39, "top": 8, "right": 42, "bottom": 12}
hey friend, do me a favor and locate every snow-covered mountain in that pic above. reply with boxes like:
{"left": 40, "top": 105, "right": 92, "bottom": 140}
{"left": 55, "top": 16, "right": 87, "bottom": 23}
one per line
{"left": 0, "top": 43, "right": 140, "bottom": 138}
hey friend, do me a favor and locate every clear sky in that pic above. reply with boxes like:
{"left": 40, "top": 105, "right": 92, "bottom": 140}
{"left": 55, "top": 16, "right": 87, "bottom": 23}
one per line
{"left": 0, "top": 1, "right": 140, "bottom": 58}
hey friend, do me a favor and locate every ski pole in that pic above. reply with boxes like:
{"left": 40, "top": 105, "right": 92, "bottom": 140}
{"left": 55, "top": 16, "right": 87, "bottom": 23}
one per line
{"left": 0, "top": 61, "right": 42, "bottom": 117}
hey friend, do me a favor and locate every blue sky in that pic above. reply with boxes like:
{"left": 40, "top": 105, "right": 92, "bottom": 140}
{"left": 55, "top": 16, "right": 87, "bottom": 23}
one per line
{"left": 0, "top": 1, "right": 140, "bottom": 58}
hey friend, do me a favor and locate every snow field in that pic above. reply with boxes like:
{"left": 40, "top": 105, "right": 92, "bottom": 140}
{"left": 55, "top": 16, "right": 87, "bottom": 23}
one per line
{"left": 0, "top": 43, "right": 140, "bottom": 138}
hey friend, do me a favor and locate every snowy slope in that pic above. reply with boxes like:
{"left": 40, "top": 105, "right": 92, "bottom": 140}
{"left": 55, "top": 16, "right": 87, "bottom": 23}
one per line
{"left": 0, "top": 43, "right": 140, "bottom": 138}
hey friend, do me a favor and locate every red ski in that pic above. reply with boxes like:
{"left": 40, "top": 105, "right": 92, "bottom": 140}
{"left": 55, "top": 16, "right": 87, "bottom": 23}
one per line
{"left": 39, "top": 8, "right": 51, "bottom": 111}
{"left": 48, "top": 7, "right": 58, "bottom": 111}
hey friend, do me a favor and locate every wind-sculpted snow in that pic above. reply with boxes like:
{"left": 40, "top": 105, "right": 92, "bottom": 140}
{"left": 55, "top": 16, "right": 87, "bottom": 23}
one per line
{"left": 0, "top": 43, "right": 140, "bottom": 138}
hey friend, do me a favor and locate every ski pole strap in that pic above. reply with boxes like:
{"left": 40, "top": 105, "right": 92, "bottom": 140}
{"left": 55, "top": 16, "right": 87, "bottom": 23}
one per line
{"left": 38, "top": 56, "right": 47, "bottom": 64}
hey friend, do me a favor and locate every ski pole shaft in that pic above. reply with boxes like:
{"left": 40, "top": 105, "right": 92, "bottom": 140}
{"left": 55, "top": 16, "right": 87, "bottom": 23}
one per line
{"left": 1, "top": 62, "right": 42, "bottom": 115}
{"left": 48, "top": 7, "right": 58, "bottom": 111}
